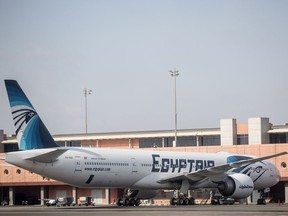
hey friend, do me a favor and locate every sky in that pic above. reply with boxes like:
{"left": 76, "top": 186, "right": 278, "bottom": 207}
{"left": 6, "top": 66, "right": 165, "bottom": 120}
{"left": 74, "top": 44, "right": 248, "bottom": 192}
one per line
{"left": 0, "top": 0, "right": 288, "bottom": 135}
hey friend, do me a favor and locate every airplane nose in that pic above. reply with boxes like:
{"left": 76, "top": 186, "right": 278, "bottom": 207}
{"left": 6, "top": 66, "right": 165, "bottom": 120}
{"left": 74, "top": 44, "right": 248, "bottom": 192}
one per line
{"left": 270, "top": 163, "right": 280, "bottom": 185}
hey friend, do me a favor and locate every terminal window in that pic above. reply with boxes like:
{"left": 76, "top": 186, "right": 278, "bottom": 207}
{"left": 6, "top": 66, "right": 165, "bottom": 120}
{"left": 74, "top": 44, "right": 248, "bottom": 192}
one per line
{"left": 237, "top": 134, "right": 249, "bottom": 145}
{"left": 270, "top": 133, "right": 287, "bottom": 144}
{"left": 139, "top": 135, "right": 221, "bottom": 148}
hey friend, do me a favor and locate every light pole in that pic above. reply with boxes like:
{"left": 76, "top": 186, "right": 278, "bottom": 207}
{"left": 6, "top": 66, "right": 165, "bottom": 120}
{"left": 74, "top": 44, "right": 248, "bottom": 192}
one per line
{"left": 169, "top": 68, "right": 179, "bottom": 147}
{"left": 84, "top": 88, "right": 92, "bottom": 133}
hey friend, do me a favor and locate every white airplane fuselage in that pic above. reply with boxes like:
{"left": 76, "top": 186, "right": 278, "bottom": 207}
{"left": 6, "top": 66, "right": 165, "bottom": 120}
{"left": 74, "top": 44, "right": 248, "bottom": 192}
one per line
{"left": 6, "top": 147, "right": 280, "bottom": 191}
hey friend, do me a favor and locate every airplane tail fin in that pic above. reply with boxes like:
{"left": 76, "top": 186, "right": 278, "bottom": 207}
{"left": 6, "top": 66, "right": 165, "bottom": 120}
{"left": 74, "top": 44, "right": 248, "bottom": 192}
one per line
{"left": 4, "top": 80, "right": 59, "bottom": 150}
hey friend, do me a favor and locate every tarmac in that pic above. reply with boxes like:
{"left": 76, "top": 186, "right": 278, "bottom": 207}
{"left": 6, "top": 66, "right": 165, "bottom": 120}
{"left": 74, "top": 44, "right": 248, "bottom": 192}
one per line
{"left": 0, "top": 204, "right": 288, "bottom": 216}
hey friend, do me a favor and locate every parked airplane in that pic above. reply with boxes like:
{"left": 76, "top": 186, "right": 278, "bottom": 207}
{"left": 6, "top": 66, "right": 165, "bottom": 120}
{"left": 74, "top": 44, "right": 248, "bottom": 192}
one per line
{"left": 4, "top": 80, "right": 287, "bottom": 206}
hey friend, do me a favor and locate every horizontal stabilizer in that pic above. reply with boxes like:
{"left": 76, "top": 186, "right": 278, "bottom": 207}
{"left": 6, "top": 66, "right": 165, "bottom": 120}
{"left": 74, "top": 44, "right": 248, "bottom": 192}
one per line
{"left": 24, "top": 148, "right": 68, "bottom": 163}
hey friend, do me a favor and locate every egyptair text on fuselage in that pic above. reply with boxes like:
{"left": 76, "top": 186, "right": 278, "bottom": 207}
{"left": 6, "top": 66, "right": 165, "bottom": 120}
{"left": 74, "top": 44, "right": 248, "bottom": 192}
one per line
{"left": 151, "top": 154, "right": 215, "bottom": 173}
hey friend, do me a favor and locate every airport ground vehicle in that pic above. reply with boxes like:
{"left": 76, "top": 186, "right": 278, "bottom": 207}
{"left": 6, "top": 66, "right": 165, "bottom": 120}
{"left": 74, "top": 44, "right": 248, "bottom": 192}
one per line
{"left": 56, "top": 197, "right": 75, "bottom": 206}
{"left": 46, "top": 199, "right": 57, "bottom": 207}
{"left": 78, "top": 197, "right": 95, "bottom": 206}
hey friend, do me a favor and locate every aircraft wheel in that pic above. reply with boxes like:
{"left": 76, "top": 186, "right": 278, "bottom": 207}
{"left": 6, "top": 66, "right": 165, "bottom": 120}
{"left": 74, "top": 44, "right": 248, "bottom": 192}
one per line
{"left": 129, "top": 198, "right": 135, "bottom": 206}
{"left": 189, "top": 197, "right": 195, "bottom": 205}
{"left": 177, "top": 197, "right": 184, "bottom": 205}
{"left": 135, "top": 198, "right": 141, "bottom": 206}
{"left": 257, "top": 198, "right": 266, "bottom": 205}
{"left": 124, "top": 198, "right": 130, "bottom": 206}
{"left": 184, "top": 198, "right": 190, "bottom": 205}
{"left": 116, "top": 198, "right": 123, "bottom": 206}
{"left": 170, "top": 197, "right": 177, "bottom": 205}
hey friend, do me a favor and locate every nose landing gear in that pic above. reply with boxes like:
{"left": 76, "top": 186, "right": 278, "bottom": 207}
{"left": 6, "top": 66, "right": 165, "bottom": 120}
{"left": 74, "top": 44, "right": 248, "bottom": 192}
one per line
{"left": 257, "top": 189, "right": 266, "bottom": 205}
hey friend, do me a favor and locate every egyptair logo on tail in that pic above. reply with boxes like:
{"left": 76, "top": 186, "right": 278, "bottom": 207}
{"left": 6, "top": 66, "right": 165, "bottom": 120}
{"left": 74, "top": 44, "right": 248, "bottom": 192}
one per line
{"left": 12, "top": 108, "right": 37, "bottom": 135}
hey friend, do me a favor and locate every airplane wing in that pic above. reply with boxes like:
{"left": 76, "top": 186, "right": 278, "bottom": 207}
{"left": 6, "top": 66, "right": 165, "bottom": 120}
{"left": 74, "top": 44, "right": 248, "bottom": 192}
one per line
{"left": 158, "top": 152, "right": 287, "bottom": 183}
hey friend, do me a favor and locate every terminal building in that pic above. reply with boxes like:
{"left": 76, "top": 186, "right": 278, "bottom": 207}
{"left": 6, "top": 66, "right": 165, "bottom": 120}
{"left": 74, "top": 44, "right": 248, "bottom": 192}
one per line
{"left": 0, "top": 117, "right": 288, "bottom": 205}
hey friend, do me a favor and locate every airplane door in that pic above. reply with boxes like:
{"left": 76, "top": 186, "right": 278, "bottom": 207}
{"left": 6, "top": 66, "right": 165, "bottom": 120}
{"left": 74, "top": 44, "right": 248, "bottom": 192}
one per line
{"left": 75, "top": 156, "right": 82, "bottom": 172}
{"left": 131, "top": 158, "right": 138, "bottom": 174}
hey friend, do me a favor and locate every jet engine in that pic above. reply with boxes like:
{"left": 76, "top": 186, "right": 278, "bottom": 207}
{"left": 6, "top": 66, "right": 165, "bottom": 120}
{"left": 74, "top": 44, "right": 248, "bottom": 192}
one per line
{"left": 217, "top": 173, "right": 254, "bottom": 199}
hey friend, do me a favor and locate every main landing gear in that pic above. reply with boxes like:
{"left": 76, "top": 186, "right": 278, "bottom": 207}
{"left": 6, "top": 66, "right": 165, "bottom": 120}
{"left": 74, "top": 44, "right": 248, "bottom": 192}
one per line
{"left": 170, "top": 179, "right": 195, "bottom": 205}
{"left": 170, "top": 195, "right": 195, "bottom": 206}
{"left": 116, "top": 197, "right": 141, "bottom": 206}
{"left": 116, "top": 189, "right": 141, "bottom": 206}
